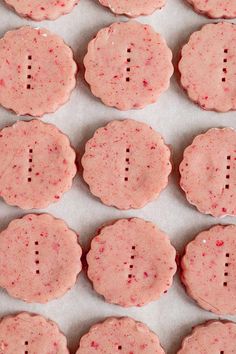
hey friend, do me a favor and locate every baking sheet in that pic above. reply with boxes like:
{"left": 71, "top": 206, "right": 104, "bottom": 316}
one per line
{"left": 0, "top": 0, "right": 236, "bottom": 353}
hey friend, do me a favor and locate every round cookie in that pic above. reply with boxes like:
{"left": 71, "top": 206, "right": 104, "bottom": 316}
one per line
{"left": 76, "top": 317, "right": 165, "bottom": 353}
{"left": 0, "top": 119, "right": 76, "bottom": 209}
{"left": 0, "top": 312, "right": 69, "bottom": 353}
{"left": 179, "top": 22, "right": 236, "bottom": 112}
{"left": 178, "top": 321, "right": 236, "bottom": 353}
{"left": 87, "top": 218, "right": 176, "bottom": 307}
{"left": 4, "top": 0, "right": 79, "bottom": 21}
{"left": 181, "top": 224, "right": 236, "bottom": 315}
{"left": 82, "top": 119, "right": 171, "bottom": 209}
{"left": 0, "top": 26, "right": 77, "bottom": 116}
{"left": 98, "top": 0, "right": 165, "bottom": 17}
{"left": 84, "top": 21, "right": 173, "bottom": 110}
{"left": 179, "top": 128, "right": 236, "bottom": 217}
{"left": 186, "top": 0, "right": 236, "bottom": 19}
{"left": 0, "top": 213, "right": 82, "bottom": 303}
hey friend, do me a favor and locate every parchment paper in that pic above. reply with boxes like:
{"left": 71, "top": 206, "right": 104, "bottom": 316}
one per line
{"left": 0, "top": 0, "right": 235, "bottom": 353}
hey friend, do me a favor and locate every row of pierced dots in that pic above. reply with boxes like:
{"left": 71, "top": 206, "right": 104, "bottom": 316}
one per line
{"left": 28, "top": 148, "right": 33, "bottom": 183}
{"left": 124, "top": 148, "right": 130, "bottom": 182}
{"left": 35, "top": 241, "right": 40, "bottom": 275}
{"left": 225, "top": 155, "right": 233, "bottom": 190}
{"left": 27, "top": 55, "right": 32, "bottom": 90}
{"left": 24, "top": 341, "right": 28, "bottom": 354}
{"left": 126, "top": 48, "right": 131, "bottom": 82}
{"left": 222, "top": 49, "right": 228, "bottom": 83}
{"left": 223, "top": 252, "right": 230, "bottom": 287}
{"left": 128, "top": 246, "right": 136, "bottom": 279}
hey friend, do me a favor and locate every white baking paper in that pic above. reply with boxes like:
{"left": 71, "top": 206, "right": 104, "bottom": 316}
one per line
{"left": 0, "top": 0, "right": 235, "bottom": 352}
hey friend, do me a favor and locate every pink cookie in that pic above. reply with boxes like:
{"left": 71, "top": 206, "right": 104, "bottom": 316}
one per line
{"left": 179, "top": 22, "right": 236, "bottom": 112}
{"left": 0, "top": 213, "right": 82, "bottom": 303}
{"left": 87, "top": 218, "right": 176, "bottom": 307}
{"left": 178, "top": 321, "right": 236, "bottom": 353}
{"left": 0, "top": 26, "right": 77, "bottom": 116}
{"left": 0, "top": 312, "right": 69, "bottom": 353}
{"left": 84, "top": 21, "right": 173, "bottom": 110}
{"left": 82, "top": 119, "right": 171, "bottom": 209}
{"left": 186, "top": 0, "right": 236, "bottom": 19}
{"left": 76, "top": 317, "right": 165, "bottom": 353}
{"left": 4, "top": 0, "right": 78, "bottom": 21}
{"left": 98, "top": 0, "right": 165, "bottom": 17}
{"left": 180, "top": 128, "right": 236, "bottom": 217}
{"left": 0, "top": 119, "right": 76, "bottom": 210}
{"left": 182, "top": 224, "right": 236, "bottom": 315}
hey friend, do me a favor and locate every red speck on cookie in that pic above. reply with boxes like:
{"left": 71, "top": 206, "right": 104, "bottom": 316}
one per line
{"left": 91, "top": 341, "right": 99, "bottom": 349}
{"left": 216, "top": 240, "right": 224, "bottom": 247}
